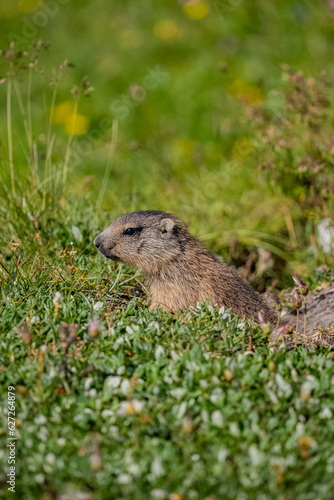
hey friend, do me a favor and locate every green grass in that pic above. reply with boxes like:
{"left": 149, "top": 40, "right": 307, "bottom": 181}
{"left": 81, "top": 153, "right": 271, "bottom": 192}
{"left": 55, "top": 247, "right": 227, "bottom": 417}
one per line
{"left": 1, "top": 1, "right": 334, "bottom": 498}
{"left": 0, "top": 199, "right": 334, "bottom": 499}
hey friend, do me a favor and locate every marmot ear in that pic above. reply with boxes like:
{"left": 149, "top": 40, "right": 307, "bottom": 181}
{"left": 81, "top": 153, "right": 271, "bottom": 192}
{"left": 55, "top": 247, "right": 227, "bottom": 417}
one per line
{"left": 160, "top": 218, "right": 175, "bottom": 236}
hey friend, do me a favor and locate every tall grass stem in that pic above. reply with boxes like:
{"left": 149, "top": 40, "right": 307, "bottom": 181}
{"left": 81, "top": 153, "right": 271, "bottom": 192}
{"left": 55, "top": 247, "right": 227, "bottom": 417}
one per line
{"left": 7, "top": 63, "right": 16, "bottom": 197}
{"left": 97, "top": 120, "right": 118, "bottom": 207}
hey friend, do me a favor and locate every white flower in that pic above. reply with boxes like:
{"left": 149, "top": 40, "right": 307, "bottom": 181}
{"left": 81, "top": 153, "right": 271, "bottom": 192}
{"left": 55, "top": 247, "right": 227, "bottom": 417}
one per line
{"left": 229, "top": 422, "right": 240, "bottom": 437}
{"left": 275, "top": 373, "right": 293, "bottom": 398}
{"left": 249, "top": 444, "right": 265, "bottom": 465}
{"left": 72, "top": 225, "right": 83, "bottom": 242}
{"left": 113, "top": 337, "right": 124, "bottom": 350}
{"left": 177, "top": 401, "right": 187, "bottom": 419}
{"left": 151, "top": 455, "right": 164, "bottom": 477}
{"left": 120, "top": 379, "right": 131, "bottom": 395}
{"left": 101, "top": 409, "right": 114, "bottom": 418}
{"left": 217, "top": 448, "right": 229, "bottom": 462}
{"left": 211, "top": 410, "right": 224, "bottom": 428}
{"left": 128, "top": 463, "right": 141, "bottom": 476}
{"left": 53, "top": 292, "right": 62, "bottom": 305}
{"left": 84, "top": 377, "right": 94, "bottom": 391}
{"left": 38, "top": 427, "right": 48, "bottom": 442}
{"left": 155, "top": 345, "right": 165, "bottom": 359}
{"left": 148, "top": 321, "right": 160, "bottom": 333}
{"left": 45, "top": 453, "right": 56, "bottom": 465}
{"left": 170, "top": 388, "right": 186, "bottom": 400}
{"left": 118, "top": 473, "right": 131, "bottom": 484}
{"left": 34, "top": 415, "right": 47, "bottom": 425}
{"left": 151, "top": 489, "right": 168, "bottom": 499}
{"left": 117, "top": 399, "right": 145, "bottom": 416}
{"left": 319, "top": 407, "right": 332, "bottom": 419}
{"left": 105, "top": 376, "right": 122, "bottom": 389}
{"left": 201, "top": 409, "right": 209, "bottom": 423}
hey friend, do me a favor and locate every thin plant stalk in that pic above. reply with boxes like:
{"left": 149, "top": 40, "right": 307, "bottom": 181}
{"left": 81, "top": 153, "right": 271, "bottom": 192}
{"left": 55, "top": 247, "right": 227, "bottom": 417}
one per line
{"left": 62, "top": 99, "right": 79, "bottom": 203}
{"left": 7, "top": 62, "right": 16, "bottom": 197}
{"left": 295, "top": 308, "right": 299, "bottom": 348}
{"left": 97, "top": 119, "right": 118, "bottom": 207}
{"left": 13, "top": 79, "right": 36, "bottom": 186}
{"left": 303, "top": 297, "right": 308, "bottom": 347}
{"left": 42, "top": 134, "right": 56, "bottom": 209}
{"left": 27, "top": 66, "right": 33, "bottom": 155}
{"left": 43, "top": 81, "right": 59, "bottom": 208}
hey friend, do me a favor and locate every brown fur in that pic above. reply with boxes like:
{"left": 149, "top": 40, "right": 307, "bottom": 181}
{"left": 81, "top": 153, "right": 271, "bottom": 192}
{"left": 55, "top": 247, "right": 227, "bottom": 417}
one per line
{"left": 94, "top": 211, "right": 277, "bottom": 324}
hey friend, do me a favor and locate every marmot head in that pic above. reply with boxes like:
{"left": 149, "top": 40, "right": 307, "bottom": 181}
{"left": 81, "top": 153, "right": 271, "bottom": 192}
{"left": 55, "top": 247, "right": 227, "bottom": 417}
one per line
{"left": 94, "top": 211, "right": 186, "bottom": 273}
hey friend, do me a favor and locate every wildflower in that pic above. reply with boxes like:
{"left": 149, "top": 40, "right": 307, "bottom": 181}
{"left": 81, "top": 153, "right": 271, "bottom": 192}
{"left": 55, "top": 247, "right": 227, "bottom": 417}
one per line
{"left": 117, "top": 399, "right": 145, "bottom": 416}
{"left": 53, "top": 101, "right": 75, "bottom": 124}
{"left": 151, "top": 489, "right": 168, "bottom": 499}
{"left": 170, "top": 388, "right": 186, "bottom": 400}
{"left": 117, "top": 473, "right": 131, "bottom": 484}
{"left": 292, "top": 273, "right": 308, "bottom": 293}
{"left": 151, "top": 455, "right": 164, "bottom": 477}
{"left": 53, "top": 291, "right": 62, "bottom": 305}
{"left": 154, "top": 20, "right": 180, "bottom": 40}
{"left": 292, "top": 289, "right": 302, "bottom": 308}
{"left": 64, "top": 113, "right": 89, "bottom": 135}
{"left": 211, "top": 410, "right": 224, "bottom": 428}
{"left": 155, "top": 345, "right": 165, "bottom": 359}
{"left": 275, "top": 373, "right": 292, "bottom": 398}
{"left": 183, "top": 0, "right": 209, "bottom": 19}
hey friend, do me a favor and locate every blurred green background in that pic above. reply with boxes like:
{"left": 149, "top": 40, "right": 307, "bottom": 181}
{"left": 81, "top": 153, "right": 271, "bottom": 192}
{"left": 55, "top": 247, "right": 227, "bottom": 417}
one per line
{"left": 1, "top": 0, "right": 334, "bottom": 286}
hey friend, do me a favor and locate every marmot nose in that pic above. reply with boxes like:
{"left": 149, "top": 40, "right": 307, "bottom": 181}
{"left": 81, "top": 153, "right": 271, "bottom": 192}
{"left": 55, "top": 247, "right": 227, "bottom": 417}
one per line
{"left": 94, "top": 235, "right": 101, "bottom": 249}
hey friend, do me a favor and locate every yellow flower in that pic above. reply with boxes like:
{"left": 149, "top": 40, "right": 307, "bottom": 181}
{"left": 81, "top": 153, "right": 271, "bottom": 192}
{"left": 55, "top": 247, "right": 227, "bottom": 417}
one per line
{"left": 53, "top": 101, "right": 89, "bottom": 135}
{"left": 232, "top": 138, "right": 254, "bottom": 159}
{"left": 171, "top": 138, "right": 195, "bottom": 159}
{"left": 228, "top": 79, "right": 265, "bottom": 105}
{"left": 183, "top": 0, "right": 209, "bottom": 20}
{"left": 154, "top": 20, "right": 180, "bottom": 41}
{"left": 64, "top": 114, "right": 89, "bottom": 136}
{"left": 53, "top": 101, "right": 75, "bottom": 125}
{"left": 18, "top": 0, "right": 43, "bottom": 13}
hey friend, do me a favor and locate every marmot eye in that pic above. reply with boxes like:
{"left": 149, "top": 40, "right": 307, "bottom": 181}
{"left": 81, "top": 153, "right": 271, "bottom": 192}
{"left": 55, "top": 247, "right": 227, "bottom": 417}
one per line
{"left": 124, "top": 228, "right": 137, "bottom": 236}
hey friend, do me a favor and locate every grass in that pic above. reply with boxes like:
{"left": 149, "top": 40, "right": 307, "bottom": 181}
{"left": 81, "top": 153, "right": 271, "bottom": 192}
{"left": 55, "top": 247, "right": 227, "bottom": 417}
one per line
{"left": 0, "top": 198, "right": 334, "bottom": 499}
{"left": 0, "top": 0, "right": 334, "bottom": 498}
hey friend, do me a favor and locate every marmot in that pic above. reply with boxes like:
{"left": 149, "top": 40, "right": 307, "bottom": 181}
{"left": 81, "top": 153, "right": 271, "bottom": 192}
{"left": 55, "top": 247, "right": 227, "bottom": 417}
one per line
{"left": 94, "top": 210, "right": 277, "bottom": 324}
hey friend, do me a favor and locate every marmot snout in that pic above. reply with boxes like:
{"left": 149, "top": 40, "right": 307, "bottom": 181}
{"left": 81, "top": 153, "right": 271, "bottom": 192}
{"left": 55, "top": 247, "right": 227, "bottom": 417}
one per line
{"left": 94, "top": 210, "right": 277, "bottom": 324}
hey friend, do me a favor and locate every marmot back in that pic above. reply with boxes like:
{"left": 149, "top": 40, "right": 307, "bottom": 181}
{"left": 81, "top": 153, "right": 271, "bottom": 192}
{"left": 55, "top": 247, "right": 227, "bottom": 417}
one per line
{"left": 94, "top": 210, "right": 277, "bottom": 324}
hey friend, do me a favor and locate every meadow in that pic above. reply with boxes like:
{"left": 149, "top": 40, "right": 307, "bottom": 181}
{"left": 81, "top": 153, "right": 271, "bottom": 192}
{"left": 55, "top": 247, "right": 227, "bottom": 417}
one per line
{"left": 0, "top": 0, "right": 334, "bottom": 498}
